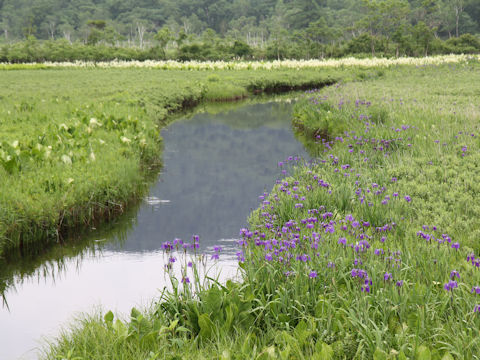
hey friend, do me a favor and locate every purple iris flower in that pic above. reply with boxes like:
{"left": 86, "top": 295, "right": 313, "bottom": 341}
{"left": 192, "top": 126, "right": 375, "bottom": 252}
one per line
{"left": 296, "top": 254, "right": 310, "bottom": 262}
{"left": 325, "top": 225, "right": 335, "bottom": 233}
{"left": 361, "top": 284, "right": 371, "bottom": 293}
{"left": 450, "top": 270, "right": 460, "bottom": 279}
{"left": 236, "top": 251, "right": 245, "bottom": 262}
{"left": 444, "top": 281, "right": 458, "bottom": 291}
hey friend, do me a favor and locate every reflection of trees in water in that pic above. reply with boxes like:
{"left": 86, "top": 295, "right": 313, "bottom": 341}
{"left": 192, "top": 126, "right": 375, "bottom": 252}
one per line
{"left": 0, "top": 203, "right": 139, "bottom": 308}
{"left": 183, "top": 98, "right": 296, "bottom": 130}
{"left": 293, "top": 130, "right": 324, "bottom": 158}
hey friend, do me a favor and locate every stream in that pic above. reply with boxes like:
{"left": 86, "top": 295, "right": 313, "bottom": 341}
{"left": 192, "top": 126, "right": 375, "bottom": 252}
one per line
{"left": 0, "top": 99, "right": 309, "bottom": 360}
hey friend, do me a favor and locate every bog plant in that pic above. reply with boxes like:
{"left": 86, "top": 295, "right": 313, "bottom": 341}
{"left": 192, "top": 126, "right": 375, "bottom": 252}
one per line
{"left": 1, "top": 54, "right": 478, "bottom": 71}
{"left": 43, "top": 61, "right": 480, "bottom": 359}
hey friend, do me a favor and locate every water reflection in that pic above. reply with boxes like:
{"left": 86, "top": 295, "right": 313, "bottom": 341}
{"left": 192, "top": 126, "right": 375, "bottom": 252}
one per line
{"left": 111, "top": 101, "right": 305, "bottom": 253}
{"left": 0, "top": 99, "right": 309, "bottom": 360}
{"left": 0, "top": 203, "right": 137, "bottom": 310}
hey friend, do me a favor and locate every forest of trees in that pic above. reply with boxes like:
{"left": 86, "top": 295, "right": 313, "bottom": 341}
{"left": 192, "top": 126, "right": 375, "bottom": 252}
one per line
{"left": 0, "top": 0, "right": 479, "bottom": 62}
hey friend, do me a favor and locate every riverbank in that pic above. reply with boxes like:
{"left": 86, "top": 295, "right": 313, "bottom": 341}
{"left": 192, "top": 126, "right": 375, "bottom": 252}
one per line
{"left": 0, "top": 68, "right": 343, "bottom": 258}
{"left": 44, "top": 60, "right": 480, "bottom": 359}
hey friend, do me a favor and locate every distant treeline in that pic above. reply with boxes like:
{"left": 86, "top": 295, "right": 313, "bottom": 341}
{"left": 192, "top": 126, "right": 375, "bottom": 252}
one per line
{"left": 0, "top": 0, "right": 480, "bottom": 62}
{"left": 1, "top": 32, "right": 479, "bottom": 63}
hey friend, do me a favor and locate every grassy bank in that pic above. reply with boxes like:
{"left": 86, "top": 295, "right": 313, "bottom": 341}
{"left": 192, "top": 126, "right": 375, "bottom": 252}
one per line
{"left": 43, "top": 60, "right": 480, "bottom": 359}
{"left": 0, "top": 67, "right": 344, "bottom": 258}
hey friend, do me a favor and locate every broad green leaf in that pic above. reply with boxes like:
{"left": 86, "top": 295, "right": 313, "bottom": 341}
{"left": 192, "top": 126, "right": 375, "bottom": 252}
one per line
{"left": 373, "top": 348, "right": 388, "bottom": 360}
{"left": 104, "top": 310, "right": 114, "bottom": 324}
{"left": 204, "top": 287, "right": 222, "bottom": 315}
{"left": 198, "top": 313, "right": 215, "bottom": 339}
{"left": 223, "top": 304, "right": 234, "bottom": 332}
{"left": 170, "top": 338, "right": 185, "bottom": 347}
{"left": 294, "top": 319, "right": 309, "bottom": 344}
{"left": 2, "top": 157, "right": 19, "bottom": 174}
{"left": 315, "top": 342, "right": 333, "bottom": 360}
{"left": 256, "top": 346, "right": 276, "bottom": 360}
{"left": 130, "top": 307, "right": 141, "bottom": 319}
{"left": 416, "top": 345, "right": 431, "bottom": 360}
{"left": 112, "top": 319, "right": 128, "bottom": 338}
{"left": 279, "top": 345, "right": 291, "bottom": 360}
{"left": 61, "top": 154, "right": 72, "bottom": 165}
{"left": 220, "top": 350, "right": 231, "bottom": 360}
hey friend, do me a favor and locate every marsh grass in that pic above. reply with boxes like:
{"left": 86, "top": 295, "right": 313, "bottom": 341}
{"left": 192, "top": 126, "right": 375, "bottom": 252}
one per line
{"left": 44, "top": 61, "right": 480, "bottom": 359}
{"left": 0, "top": 68, "right": 342, "bottom": 258}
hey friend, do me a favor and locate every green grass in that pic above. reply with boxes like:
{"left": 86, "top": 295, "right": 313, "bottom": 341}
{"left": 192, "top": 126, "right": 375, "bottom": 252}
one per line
{"left": 0, "top": 67, "right": 342, "bottom": 258}
{"left": 292, "top": 62, "right": 480, "bottom": 251}
{"left": 42, "top": 61, "right": 480, "bottom": 359}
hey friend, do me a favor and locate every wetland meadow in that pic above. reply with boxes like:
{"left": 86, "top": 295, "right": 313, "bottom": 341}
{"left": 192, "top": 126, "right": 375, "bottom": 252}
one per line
{"left": 1, "top": 56, "right": 480, "bottom": 359}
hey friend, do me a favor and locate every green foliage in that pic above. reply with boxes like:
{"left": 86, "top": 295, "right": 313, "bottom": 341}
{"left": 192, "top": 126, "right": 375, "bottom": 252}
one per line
{"left": 42, "top": 62, "right": 480, "bottom": 360}
{"left": 231, "top": 41, "right": 253, "bottom": 58}
{"left": 0, "top": 67, "right": 340, "bottom": 258}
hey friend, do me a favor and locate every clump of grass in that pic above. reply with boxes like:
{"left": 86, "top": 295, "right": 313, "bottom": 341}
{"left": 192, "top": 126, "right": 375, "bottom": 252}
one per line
{"left": 204, "top": 82, "right": 248, "bottom": 101}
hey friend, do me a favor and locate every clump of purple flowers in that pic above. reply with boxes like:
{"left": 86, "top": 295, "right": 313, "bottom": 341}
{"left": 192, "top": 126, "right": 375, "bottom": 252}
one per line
{"left": 211, "top": 245, "right": 222, "bottom": 260}
{"left": 450, "top": 270, "right": 460, "bottom": 280}
{"left": 444, "top": 281, "right": 458, "bottom": 292}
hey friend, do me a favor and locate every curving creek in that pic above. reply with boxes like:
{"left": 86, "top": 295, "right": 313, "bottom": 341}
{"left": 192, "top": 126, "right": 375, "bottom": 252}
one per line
{"left": 0, "top": 99, "right": 310, "bottom": 360}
